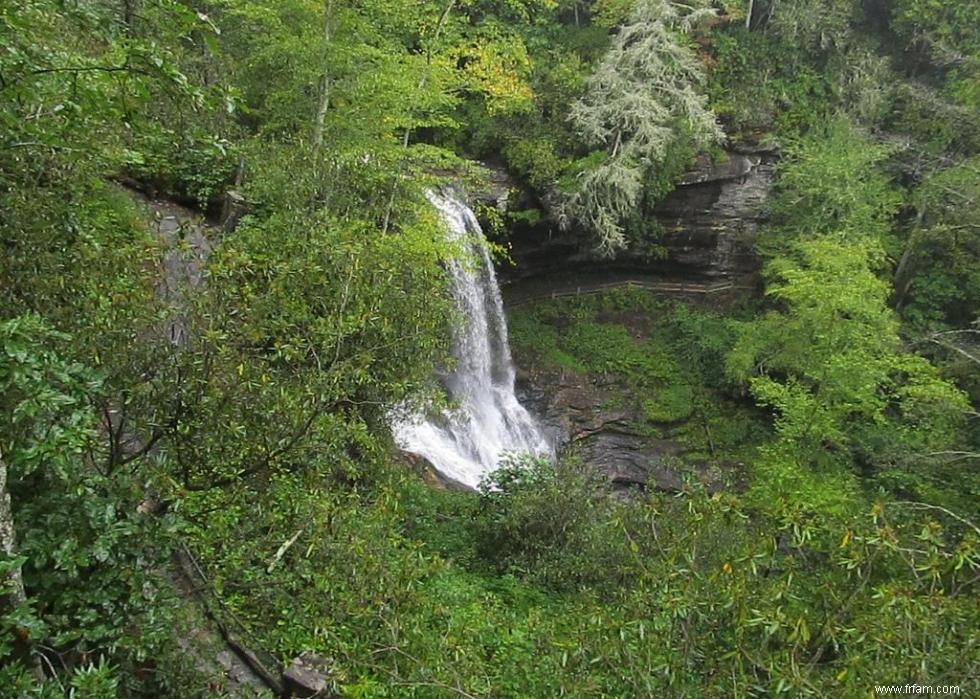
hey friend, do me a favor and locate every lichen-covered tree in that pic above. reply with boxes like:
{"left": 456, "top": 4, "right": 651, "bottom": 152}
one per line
{"left": 765, "top": 0, "right": 858, "bottom": 50}
{"left": 560, "top": 0, "right": 722, "bottom": 254}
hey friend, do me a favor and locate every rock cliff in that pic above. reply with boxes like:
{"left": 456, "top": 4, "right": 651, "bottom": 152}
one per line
{"left": 499, "top": 147, "right": 776, "bottom": 287}
{"left": 516, "top": 367, "right": 739, "bottom": 496}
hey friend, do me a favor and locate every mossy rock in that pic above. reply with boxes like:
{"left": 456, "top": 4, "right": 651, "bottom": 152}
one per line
{"left": 642, "top": 383, "right": 695, "bottom": 423}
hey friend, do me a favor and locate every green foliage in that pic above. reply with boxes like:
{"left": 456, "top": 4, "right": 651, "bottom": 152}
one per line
{"left": 218, "top": 456, "right": 976, "bottom": 697}
{"left": 0, "top": 316, "right": 187, "bottom": 695}
{"left": 1, "top": 0, "right": 465, "bottom": 691}
{"left": 0, "top": 317, "right": 95, "bottom": 478}
{"left": 742, "top": 76, "right": 977, "bottom": 517}
{"left": 767, "top": 0, "right": 860, "bottom": 51}
{"left": 880, "top": 0, "right": 980, "bottom": 152}
{"left": 68, "top": 658, "right": 119, "bottom": 698}
{"left": 509, "top": 290, "right": 767, "bottom": 467}
{"left": 641, "top": 383, "right": 694, "bottom": 422}
{"left": 183, "top": 453, "right": 973, "bottom": 696}
{"left": 502, "top": 136, "right": 566, "bottom": 189}
{"left": 2, "top": 0, "right": 978, "bottom": 695}
{"left": 897, "top": 155, "right": 980, "bottom": 330}
{"left": 706, "top": 26, "right": 838, "bottom": 136}
{"left": 565, "top": 321, "right": 664, "bottom": 382}
{"left": 765, "top": 116, "right": 902, "bottom": 246}
{"left": 125, "top": 128, "right": 240, "bottom": 207}
{"left": 507, "top": 310, "right": 582, "bottom": 371}
{"left": 728, "top": 238, "right": 970, "bottom": 513}
{"left": 475, "top": 455, "right": 633, "bottom": 590}
{"left": 892, "top": 0, "right": 980, "bottom": 74}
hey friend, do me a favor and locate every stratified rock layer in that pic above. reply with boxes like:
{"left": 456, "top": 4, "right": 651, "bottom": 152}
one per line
{"left": 502, "top": 147, "right": 776, "bottom": 286}
{"left": 517, "top": 369, "right": 737, "bottom": 495}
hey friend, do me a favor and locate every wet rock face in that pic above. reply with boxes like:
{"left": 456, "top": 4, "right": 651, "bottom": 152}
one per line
{"left": 125, "top": 189, "right": 213, "bottom": 347}
{"left": 503, "top": 147, "right": 777, "bottom": 285}
{"left": 653, "top": 151, "right": 775, "bottom": 281}
{"left": 471, "top": 159, "right": 514, "bottom": 214}
{"left": 580, "top": 431, "right": 686, "bottom": 492}
{"left": 394, "top": 450, "right": 476, "bottom": 492}
{"left": 517, "top": 369, "right": 729, "bottom": 495}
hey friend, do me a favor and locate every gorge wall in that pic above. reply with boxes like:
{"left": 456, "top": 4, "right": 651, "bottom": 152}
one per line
{"left": 496, "top": 146, "right": 777, "bottom": 291}
{"left": 493, "top": 147, "right": 777, "bottom": 495}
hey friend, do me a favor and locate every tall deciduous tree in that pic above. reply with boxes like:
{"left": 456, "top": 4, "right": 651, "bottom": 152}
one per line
{"left": 765, "top": 117, "right": 901, "bottom": 245}
{"left": 895, "top": 156, "right": 980, "bottom": 329}
{"left": 727, "top": 238, "right": 970, "bottom": 512}
{"left": 312, "top": 0, "right": 335, "bottom": 148}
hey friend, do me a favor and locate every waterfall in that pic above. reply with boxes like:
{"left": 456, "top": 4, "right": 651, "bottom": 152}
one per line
{"left": 393, "top": 190, "right": 549, "bottom": 488}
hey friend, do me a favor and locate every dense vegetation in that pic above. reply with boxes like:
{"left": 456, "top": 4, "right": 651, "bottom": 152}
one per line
{"left": 1, "top": 0, "right": 977, "bottom": 696}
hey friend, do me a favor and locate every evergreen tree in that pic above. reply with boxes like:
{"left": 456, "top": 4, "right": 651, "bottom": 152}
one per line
{"left": 559, "top": 0, "right": 722, "bottom": 253}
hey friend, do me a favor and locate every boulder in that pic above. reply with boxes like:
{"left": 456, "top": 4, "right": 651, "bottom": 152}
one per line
{"left": 282, "top": 652, "right": 335, "bottom": 698}
{"left": 395, "top": 450, "right": 476, "bottom": 492}
{"left": 220, "top": 190, "right": 250, "bottom": 234}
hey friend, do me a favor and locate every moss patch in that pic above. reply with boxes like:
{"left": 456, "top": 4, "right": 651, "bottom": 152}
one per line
{"left": 509, "top": 290, "right": 768, "bottom": 465}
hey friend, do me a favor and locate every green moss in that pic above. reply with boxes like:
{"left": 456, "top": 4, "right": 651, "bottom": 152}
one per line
{"left": 546, "top": 349, "right": 583, "bottom": 373}
{"left": 562, "top": 322, "right": 677, "bottom": 387}
{"left": 508, "top": 311, "right": 561, "bottom": 358}
{"left": 642, "top": 383, "right": 695, "bottom": 423}
{"left": 511, "top": 291, "right": 770, "bottom": 469}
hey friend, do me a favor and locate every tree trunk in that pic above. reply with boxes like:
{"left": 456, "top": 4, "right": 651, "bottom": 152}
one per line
{"left": 312, "top": 0, "right": 334, "bottom": 148}
{"left": 892, "top": 215, "right": 927, "bottom": 309}
{"left": 122, "top": 0, "right": 137, "bottom": 36}
{"left": 892, "top": 234, "right": 917, "bottom": 308}
{"left": 745, "top": 0, "right": 754, "bottom": 30}
{"left": 0, "top": 449, "right": 44, "bottom": 681}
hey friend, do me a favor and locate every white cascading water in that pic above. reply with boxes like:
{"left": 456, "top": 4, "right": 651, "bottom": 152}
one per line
{"left": 393, "top": 190, "right": 549, "bottom": 488}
